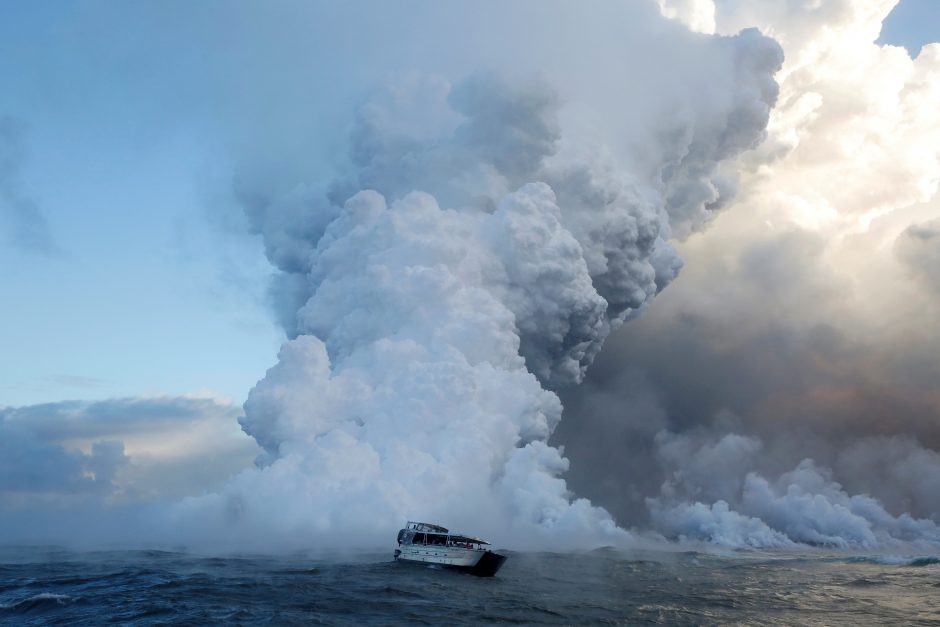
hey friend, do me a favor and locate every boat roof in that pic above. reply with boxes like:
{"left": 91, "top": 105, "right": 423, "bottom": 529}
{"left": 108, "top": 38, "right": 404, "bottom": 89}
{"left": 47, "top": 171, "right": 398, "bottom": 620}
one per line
{"left": 407, "top": 521, "right": 449, "bottom": 533}
{"left": 406, "top": 521, "right": 490, "bottom": 545}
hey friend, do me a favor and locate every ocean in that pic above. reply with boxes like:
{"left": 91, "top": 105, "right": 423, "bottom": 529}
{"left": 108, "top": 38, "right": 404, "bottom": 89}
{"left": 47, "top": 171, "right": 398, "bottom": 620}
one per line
{"left": 1, "top": 546, "right": 938, "bottom": 625}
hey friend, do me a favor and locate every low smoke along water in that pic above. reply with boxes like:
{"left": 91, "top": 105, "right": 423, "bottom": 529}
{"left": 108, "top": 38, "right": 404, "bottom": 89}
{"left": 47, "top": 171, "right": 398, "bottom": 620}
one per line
{"left": 2, "top": 547, "right": 939, "bottom": 625}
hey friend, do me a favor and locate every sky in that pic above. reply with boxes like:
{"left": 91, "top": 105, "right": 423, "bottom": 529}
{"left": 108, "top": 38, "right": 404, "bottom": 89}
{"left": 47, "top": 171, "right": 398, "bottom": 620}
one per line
{"left": 1, "top": 0, "right": 939, "bottom": 551}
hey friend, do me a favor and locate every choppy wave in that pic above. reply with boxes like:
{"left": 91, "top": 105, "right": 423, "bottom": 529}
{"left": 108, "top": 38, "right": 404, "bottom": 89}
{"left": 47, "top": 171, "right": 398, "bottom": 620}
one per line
{"left": 1, "top": 548, "right": 939, "bottom": 624}
{"left": 845, "top": 555, "right": 940, "bottom": 567}
{"left": 1, "top": 592, "right": 76, "bottom": 612}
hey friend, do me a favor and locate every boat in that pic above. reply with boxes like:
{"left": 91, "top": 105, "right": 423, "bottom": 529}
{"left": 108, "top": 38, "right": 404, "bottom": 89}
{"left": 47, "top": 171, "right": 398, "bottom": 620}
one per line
{"left": 393, "top": 521, "right": 508, "bottom": 577}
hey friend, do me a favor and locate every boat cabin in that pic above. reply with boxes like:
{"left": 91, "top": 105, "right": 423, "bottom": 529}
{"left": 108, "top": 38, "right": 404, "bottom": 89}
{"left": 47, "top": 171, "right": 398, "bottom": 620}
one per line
{"left": 399, "top": 521, "right": 490, "bottom": 549}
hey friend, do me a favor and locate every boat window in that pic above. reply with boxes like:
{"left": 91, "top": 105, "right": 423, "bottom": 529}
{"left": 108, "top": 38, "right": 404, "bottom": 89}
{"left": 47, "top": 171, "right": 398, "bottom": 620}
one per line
{"left": 413, "top": 533, "right": 426, "bottom": 545}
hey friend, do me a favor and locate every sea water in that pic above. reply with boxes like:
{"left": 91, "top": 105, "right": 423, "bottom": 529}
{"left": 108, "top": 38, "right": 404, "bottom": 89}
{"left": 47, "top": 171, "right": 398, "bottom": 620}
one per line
{"left": 1, "top": 546, "right": 938, "bottom": 625}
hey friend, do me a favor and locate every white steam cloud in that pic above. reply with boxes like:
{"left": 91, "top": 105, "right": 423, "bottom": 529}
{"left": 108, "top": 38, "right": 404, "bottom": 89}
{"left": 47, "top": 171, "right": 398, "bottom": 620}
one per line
{"left": 173, "top": 30, "right": 783, "bottom": 549}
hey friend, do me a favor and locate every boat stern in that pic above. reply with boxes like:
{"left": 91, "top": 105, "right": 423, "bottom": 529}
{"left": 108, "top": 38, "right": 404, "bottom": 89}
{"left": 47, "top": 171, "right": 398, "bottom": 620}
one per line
{"left": 470, "top": 550, "right": 507, "bottom": 577}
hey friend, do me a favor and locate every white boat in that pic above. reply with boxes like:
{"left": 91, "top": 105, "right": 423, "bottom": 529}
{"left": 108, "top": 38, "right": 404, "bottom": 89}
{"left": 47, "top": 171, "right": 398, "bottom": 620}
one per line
{"left": 394, "top": 521, "right": 508, "bottom": 577}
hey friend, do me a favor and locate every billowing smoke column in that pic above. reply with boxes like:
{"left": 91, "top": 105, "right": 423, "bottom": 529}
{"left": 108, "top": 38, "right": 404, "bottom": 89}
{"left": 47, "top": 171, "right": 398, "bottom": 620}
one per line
{"left": 176, "top": 32, "right": 784, "bottom": 549}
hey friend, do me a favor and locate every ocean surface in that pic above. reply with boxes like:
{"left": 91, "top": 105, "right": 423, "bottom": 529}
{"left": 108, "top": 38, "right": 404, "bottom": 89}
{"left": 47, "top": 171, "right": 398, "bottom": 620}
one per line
{"left": 1, "top": 546, "right": 938, "bottom": 625}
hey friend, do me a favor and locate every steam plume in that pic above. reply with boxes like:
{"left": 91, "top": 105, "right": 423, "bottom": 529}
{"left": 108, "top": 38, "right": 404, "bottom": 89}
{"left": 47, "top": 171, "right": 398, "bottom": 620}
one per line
{"left": 177, "top": 31, "right": 783, "bottom": 549}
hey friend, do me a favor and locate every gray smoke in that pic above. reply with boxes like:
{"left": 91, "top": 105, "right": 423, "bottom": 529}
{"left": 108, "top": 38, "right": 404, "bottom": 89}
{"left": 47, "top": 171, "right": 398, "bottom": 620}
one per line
{"left": 555, "top": 222, "right": 940, "bottom": 547}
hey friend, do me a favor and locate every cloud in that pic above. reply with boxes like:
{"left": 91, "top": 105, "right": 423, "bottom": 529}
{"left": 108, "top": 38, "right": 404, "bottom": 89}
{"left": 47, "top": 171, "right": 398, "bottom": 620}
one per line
{"left": 0, "top": 116, "right": 57, "bottom": 254}
{"left": 0, "top": 424, "right": 126, "bottom": 495}
{"left": 0, "top": 395, "right": 258, "bottom": 503}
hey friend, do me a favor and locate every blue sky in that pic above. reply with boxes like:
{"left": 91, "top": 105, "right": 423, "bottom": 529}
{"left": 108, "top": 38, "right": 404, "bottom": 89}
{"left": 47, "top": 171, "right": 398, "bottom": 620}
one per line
{"left": 879, "top": 0, "right": 939, "bottom": 55}
{"left": 0, "top": 2, "right": 337, "bottom": 406}
{"left": 1, "top": 0, "right": 937, "bottom": 408}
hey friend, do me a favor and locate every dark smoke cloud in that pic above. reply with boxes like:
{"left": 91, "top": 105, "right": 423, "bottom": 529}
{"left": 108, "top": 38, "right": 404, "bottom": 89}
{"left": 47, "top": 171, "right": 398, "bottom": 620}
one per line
{"left": 554, "top": 212, "right": 940, "bottom": 545}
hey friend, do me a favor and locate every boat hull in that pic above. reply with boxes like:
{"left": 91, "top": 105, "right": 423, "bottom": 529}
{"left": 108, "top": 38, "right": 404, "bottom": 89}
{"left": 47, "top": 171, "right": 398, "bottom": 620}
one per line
{"left": 465, "top": 550, "right": 507, "bottom": 577}
{"left": 394, "top": 547, "right": 508, "bottom": 577}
